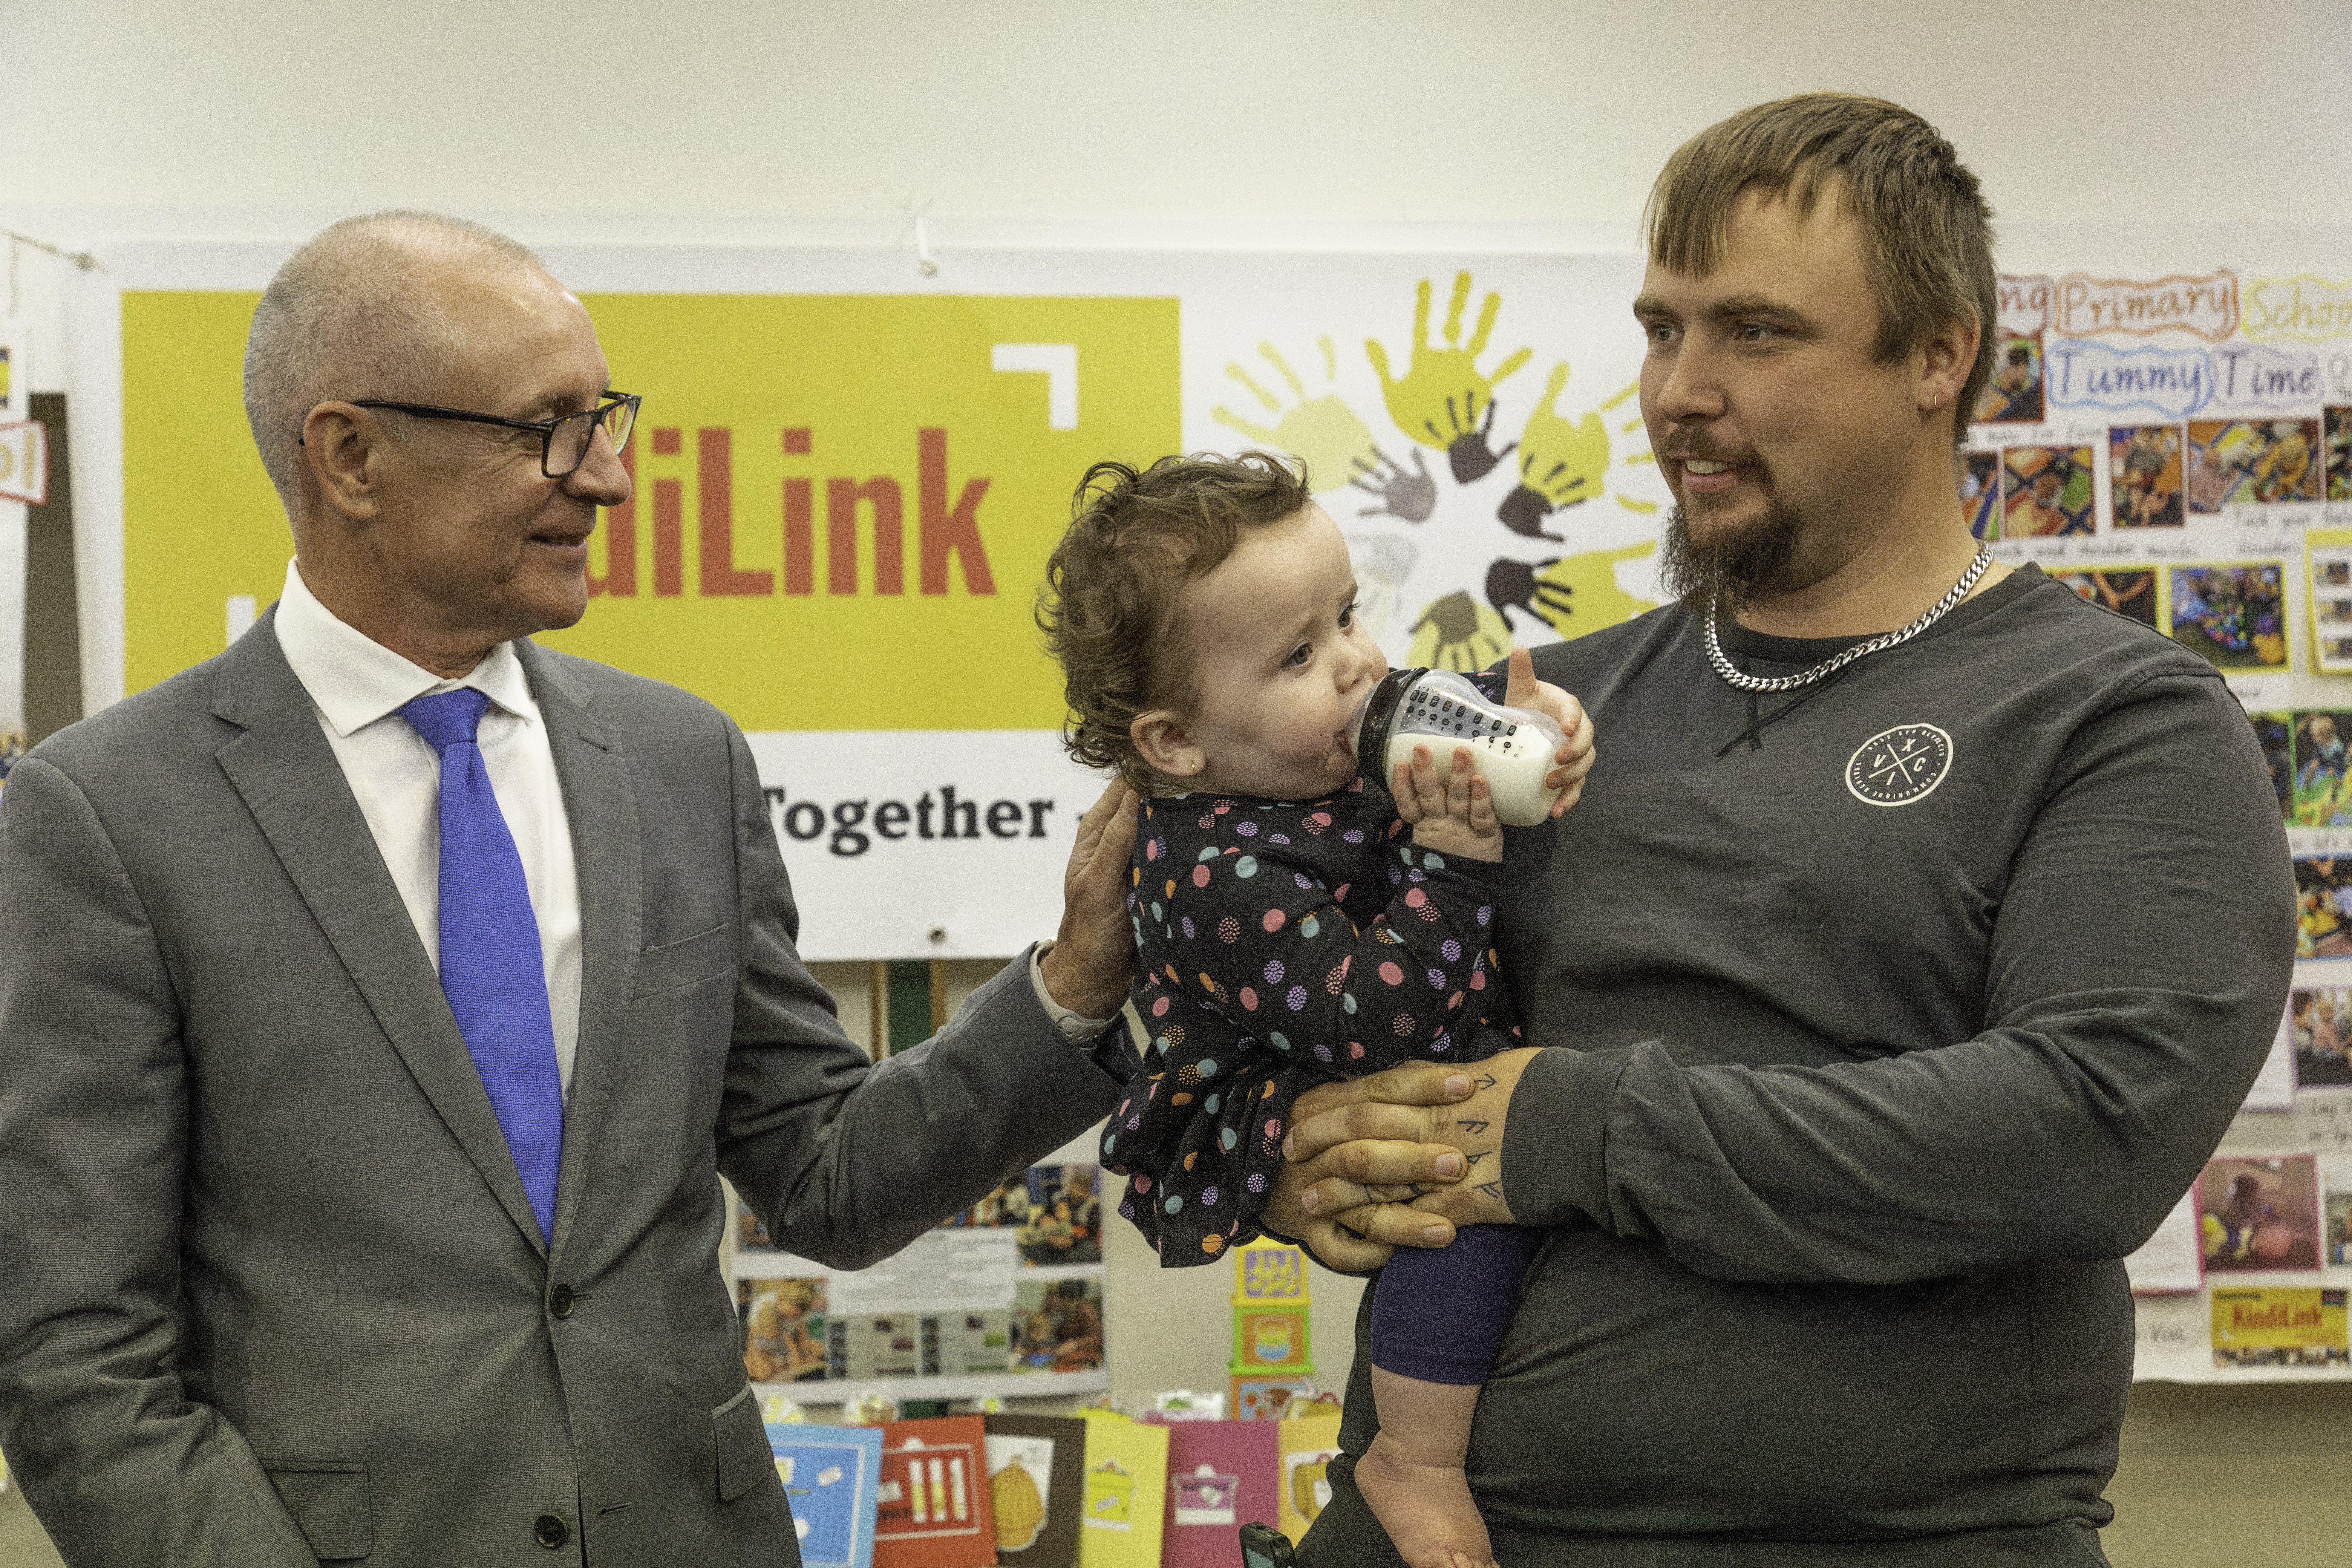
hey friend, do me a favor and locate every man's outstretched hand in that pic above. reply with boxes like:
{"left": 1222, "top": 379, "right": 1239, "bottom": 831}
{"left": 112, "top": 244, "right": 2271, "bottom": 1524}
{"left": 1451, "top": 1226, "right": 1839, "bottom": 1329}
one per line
{"left": 1038, "top": 782, "right": 1140, "bottom": 1021}
{"left": 1263, "top": 1049, "right": 1542, "bottom": 1270}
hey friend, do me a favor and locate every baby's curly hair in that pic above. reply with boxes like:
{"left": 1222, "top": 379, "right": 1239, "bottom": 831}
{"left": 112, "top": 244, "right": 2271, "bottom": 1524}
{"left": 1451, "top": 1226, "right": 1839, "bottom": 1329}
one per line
{"left": 1037, "top": 452, "right": 1313, "bottom": 796}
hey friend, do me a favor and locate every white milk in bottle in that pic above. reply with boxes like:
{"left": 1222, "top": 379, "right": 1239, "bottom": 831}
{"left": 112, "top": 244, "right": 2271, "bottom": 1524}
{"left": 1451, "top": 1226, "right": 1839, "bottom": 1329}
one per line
{"left": 1346, "top": 668, "right": 1566, "bottom": 827}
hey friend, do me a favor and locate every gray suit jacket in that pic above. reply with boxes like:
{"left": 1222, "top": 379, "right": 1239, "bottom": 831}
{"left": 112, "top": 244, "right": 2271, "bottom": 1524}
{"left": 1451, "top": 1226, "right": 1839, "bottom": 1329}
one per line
{"left": 0, "top": 614, "right": 1122, "bottom": 1566}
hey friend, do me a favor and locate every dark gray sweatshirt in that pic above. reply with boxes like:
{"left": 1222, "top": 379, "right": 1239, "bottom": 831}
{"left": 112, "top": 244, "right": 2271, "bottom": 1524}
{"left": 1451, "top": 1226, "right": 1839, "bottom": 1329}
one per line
{"left": 1304, "top": 566, "right": 2294, "bottom": 1565}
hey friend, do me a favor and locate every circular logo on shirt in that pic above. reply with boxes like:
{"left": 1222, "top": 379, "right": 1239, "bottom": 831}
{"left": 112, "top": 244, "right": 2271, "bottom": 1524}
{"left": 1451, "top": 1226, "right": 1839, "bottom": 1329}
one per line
{"left": 1845, "top": 724, "right": 1954, "bottom": 807}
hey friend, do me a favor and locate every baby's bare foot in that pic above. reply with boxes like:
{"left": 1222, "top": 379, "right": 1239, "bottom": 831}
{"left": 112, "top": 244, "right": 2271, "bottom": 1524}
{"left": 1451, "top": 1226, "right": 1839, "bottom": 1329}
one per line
{"left": 1354, "top": 1430, "right": 1496, "bottom": 1568}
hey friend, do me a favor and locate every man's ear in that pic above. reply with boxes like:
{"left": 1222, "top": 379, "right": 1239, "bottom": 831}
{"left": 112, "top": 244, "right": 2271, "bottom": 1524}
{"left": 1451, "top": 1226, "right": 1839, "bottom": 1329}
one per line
{"left": 302, "top": 402, "right": 387, "bottom": 524}
{"left": 1131, "top": 710, "right": 1201, "bottom": 781}
{"left": 1919, "top": 312, "right": 1981, "bottom": 416}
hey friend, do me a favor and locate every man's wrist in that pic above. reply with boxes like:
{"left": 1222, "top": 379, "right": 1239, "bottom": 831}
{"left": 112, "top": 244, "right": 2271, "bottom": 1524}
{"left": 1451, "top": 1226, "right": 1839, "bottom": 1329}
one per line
{"left": 1502, "top": 1044, "right": 1622, "bottom": 1232}
{"left": 1031, "top": 942, "right": 1119, "bottom": 1040}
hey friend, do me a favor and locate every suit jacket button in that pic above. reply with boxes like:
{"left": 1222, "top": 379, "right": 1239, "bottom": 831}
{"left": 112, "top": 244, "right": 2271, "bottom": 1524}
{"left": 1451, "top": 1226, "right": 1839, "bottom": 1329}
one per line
{"left": 534, "top": 1513, "right": 570, "bottom": 1549}
{"left": 551, "top": 1285, "right": 576, "bottom": 1319}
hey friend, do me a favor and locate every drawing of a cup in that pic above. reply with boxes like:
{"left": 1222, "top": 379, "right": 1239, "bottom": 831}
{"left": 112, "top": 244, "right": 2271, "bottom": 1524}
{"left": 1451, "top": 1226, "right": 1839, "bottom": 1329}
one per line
{"left": 1172, "top": 1463, "right": 1240, "bottom": 1526}
{"left": 1084, "top": 1459, "right": 1135, "bottom": 1530}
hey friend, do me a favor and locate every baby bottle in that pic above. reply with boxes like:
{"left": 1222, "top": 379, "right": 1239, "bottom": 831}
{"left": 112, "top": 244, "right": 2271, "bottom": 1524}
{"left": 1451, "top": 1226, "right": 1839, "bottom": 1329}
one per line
{"left": 1346, "top": 668, "right": 1566, "bottom": 827}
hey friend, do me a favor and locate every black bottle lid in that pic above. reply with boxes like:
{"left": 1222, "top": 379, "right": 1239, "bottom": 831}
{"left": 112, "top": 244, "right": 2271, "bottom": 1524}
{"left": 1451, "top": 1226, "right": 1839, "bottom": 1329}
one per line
{"left": 1352, "top": 667, "right": 1426, "bottom": 792}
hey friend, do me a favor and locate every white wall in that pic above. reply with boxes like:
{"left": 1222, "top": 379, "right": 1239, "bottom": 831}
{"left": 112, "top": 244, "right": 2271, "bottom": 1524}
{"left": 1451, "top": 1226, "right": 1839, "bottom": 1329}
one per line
{"left": 9, "top": 0, "right": 2351, "bottom": 284}
{"left": 9, "top": 0, "right": 2347, "bottom": 435}
{"left": 8, "top": 0, "right": 2347, "bottom": 516}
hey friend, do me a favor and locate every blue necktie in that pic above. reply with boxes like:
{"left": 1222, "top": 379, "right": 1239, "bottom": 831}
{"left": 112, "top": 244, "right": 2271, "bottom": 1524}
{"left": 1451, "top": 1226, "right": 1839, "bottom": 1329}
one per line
{"left": 401, "top": 688, "right": 564, "bottom": 1243}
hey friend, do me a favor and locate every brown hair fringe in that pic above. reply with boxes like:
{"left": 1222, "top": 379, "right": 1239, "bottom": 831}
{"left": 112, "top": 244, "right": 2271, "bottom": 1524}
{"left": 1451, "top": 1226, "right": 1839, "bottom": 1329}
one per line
{"left": 1645, "top": 93, "right": 1998, "bottom": 431}
{"left": 1037, "top": 452, "right": 1313, "bottom": 796}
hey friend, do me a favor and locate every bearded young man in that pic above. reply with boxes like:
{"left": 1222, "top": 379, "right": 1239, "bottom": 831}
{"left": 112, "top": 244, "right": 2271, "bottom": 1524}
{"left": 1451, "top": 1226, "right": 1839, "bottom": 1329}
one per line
{"left": 1266, "top": 93, "right": 2292, "bottom": 1566}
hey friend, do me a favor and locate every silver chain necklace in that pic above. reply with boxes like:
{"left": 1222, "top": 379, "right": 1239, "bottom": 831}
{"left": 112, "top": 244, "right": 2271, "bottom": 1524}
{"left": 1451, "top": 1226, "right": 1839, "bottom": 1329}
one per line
{"left": 1703, "top": 543, "right": 1994, "bottom": 694}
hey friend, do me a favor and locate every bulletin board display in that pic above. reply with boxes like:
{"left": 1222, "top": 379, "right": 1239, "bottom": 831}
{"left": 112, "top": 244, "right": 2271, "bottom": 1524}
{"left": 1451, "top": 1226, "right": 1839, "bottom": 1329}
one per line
{"left": 729, "top": 1125, "right": 1110, "bottom": 1405}
{"left": 1962, "top": 273, "right": 2352, "bottom": 1379}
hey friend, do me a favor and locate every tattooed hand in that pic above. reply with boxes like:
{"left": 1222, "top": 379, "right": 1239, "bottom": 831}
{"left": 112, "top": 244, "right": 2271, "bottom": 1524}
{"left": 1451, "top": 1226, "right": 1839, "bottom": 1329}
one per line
{"left": 1267, "top": 1049, "right": 1541, "bottom": 1267}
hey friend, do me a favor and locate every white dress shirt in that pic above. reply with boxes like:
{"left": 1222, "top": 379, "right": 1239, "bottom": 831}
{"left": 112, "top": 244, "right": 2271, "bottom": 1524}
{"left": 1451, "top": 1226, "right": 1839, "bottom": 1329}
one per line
{"left": 273, "top": 559, "right": 583, "bottom": 1095}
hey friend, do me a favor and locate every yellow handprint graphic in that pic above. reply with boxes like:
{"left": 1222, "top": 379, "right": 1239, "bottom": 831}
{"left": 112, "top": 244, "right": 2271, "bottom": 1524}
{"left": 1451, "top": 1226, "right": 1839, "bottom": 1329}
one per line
{"left": 1407, "top": 591, "right": 1515, "bottom": 673}
{"left": 1211, "top": 337, "right": 1380, "bottom": 491}
{"left": 1366, "top": 272, "right": 1533, "bottom": 484}
{"left": 1498, "top": 362, "right": 1614, "bottom": 540}
{"left": 1484, "top": 541, "right": 1659, "bottom": 639}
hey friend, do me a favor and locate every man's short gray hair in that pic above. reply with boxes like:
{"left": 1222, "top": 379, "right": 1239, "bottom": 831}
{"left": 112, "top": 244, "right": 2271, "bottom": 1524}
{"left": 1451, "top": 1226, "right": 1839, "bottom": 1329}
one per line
{"left": 242, "top": 210, "right": 544, "bottom": 508}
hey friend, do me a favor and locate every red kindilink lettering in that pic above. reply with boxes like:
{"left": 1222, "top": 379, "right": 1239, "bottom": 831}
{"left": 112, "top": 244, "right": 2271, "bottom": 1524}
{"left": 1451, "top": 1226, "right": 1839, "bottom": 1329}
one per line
{"left": 784, "top": 476, "right": 813, "bottom": 596}
{"left": 830, "top": 476, "right": 904, "bottom": 595}
{"left": 652, "top": 476, "right": 683, "bottom": 597}
{"left": 699, "top": 428, "right": 772, "bottom": 596}
{"left": 919, "top": 428, "right": 994, "bottom": 596}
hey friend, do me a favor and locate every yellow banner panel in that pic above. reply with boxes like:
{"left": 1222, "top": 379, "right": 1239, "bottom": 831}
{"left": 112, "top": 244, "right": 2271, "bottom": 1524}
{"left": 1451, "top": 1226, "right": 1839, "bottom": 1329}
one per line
{"left": 122, "top": 291, "right": 1181, "bottom": 729}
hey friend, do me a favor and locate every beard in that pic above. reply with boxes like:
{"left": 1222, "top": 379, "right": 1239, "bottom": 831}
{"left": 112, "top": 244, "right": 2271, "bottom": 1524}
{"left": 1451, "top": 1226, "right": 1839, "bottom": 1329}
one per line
{"left": 1655, "top": 489, "right": 1807, "bottom": 615}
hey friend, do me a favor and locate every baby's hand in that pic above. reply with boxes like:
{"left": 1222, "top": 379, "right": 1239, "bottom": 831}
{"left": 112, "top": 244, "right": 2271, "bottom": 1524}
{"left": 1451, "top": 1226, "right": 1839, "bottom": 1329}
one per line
{"left": 1503, "top": 646, "right": 1596, "bottom": 817}
{"left": 1392, "top": 743, "right": 1502, "bottom": 862}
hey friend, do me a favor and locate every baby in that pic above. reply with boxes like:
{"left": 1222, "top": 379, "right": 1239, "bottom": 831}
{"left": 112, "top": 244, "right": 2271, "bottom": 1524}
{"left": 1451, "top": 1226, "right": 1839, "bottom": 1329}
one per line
{"left": 1039, "top": 452, "right": 1591, "bottom": 1568}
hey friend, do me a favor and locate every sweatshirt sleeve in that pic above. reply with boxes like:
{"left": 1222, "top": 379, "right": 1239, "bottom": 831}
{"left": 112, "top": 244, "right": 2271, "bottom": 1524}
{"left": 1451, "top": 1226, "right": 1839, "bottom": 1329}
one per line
{"left": 1501, "top": 670, "right": 2295, "bottom": 1285}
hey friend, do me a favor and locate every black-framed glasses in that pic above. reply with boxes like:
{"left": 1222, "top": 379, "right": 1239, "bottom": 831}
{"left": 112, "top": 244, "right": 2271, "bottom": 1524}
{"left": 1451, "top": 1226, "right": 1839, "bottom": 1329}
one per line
{"left": 345, "top": 392, "right": 640, "bottom": 477}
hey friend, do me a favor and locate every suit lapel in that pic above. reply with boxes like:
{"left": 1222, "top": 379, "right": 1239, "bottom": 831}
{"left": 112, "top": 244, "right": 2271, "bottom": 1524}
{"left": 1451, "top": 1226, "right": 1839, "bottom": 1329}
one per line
{"left": 519, "top": 641, "right": 643, "bottom": 1266}
{"left": 213, "top": 614, "right": 551, "bottom": 1256}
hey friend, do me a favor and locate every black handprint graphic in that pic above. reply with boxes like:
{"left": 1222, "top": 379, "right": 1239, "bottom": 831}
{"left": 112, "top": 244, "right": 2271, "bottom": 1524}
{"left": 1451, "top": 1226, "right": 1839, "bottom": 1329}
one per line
{"left": 1408, "top": 590, "right": 1514, "bottom": 672}
{"left": 1485, "top": 558, "right": 1575, "bottom": 634}
{"left": 1439, "top": 397, "right": 1514, "bottom": 485}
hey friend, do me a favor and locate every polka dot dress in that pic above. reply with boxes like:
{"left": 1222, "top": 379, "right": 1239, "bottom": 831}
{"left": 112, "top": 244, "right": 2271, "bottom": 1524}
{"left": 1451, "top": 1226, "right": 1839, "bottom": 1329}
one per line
{"left": 1103, "top": 764, "right": 1523, "bottom": 1265}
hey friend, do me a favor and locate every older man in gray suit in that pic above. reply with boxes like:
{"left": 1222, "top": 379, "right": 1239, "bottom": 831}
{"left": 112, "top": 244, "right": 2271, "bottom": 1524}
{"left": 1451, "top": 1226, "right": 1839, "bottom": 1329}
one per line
{"left": 0, "top": 212, "right": 1137, "bottom": 1566}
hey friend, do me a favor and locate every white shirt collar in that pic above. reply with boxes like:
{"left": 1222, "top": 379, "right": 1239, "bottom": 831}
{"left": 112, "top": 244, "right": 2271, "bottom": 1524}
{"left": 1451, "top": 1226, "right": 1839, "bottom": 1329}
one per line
{"left": 274, "top": 557, "right": 542, "bottom": 739}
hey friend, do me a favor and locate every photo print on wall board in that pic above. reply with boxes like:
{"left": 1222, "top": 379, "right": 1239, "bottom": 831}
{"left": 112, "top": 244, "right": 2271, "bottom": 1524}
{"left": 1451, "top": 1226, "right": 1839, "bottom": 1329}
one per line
{"left": 2199, "top": 1155, "right": 2324, "bottom": 1274}
{"left": 2249, "top": 711, "right": 2292, "bottom": 816}
{"left": 2107, "top": 425, "right": 2184, "bottom": 527}
{"left": 2290, "top": 712, "right": 2352, "bottom": 825}
{"left": 741, "top": 1276, "right": 830, "bottom": 1383}
{"left": 2306, "top": 530, "right": 2352, "bottom": 675}
{"left": 2211, "top": 1288, "right": 2349, "bottom": 1370}
{"left": 2046, "top": 570, "right": 2156, "bottom": 629}
{"left": 1958, "top": 450, "right": 2000, "bottom": 541}
{"left": 2288, "top": 988, "right": 2352, "bottom": 1089}
{"left": 2166, "top": 564, "right": 2286, "bottom": 669}
{"left": 2001, "top": 446, "right": 2094, "bottom": 537}
{"left": 2187, "top": 420, "right": 2322, "bottom": 512}
{"left": 2294, "top": 856, "right": 2352, "bottom": 957}
{"left": 1974, "top": 334, "right": 2044, "bottom": 424}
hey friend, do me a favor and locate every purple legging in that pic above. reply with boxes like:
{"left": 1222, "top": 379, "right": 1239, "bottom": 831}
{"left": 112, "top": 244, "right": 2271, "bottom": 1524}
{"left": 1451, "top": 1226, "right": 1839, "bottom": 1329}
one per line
{"left": 1369, "top": 1223, "right": 1545, "bottom": 1384}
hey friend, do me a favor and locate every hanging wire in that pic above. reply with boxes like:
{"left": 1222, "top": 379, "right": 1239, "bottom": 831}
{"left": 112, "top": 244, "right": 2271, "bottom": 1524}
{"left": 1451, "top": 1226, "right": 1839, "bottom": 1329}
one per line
{"left": 872, "top": 193, "right": 939, "bottom": 277}
{"left": 2, "top": 225, "right": 99, "bottom": 317}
